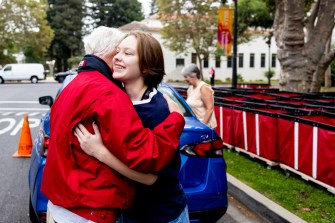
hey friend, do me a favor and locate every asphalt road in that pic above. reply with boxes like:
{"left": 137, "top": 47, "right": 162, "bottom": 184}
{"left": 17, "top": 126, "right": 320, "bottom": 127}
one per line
{"left": 0, "top": 81, "right": 264, "bottom": 223}
{"left": 0, "top": 81, "right": 60, "bottom": 223}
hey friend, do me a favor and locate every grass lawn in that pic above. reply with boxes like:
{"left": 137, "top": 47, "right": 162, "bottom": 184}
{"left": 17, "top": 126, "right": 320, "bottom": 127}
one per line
{"left": 224, "top": 148, "right": 335, "bottom": 223}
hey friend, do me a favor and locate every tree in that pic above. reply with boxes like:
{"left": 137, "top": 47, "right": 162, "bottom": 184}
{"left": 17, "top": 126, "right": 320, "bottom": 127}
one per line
{"left": 273, "top": 0, "right": 335, "bottom": 92}
{"left": 0, "top": 0, "right": 53, "bottom": 64}
{"left": 238, "top": 0, "right": 273, "bottom": 42}
{"left": 149, "top": 0, "right": 158, "bottom": 16}
{"left": 157, "top": 0, "right": 218, "bottom": 79}
{"left": 47, "top": 0, "right": 84, "bottom": 71}
{"left": 88, "top": 0, "right": 144, "bottom": 28}
{"left": 264, "top": 69, "right": 275, "bottom": 85}
{"left": 23, "top": 0, "right": 54, "bottom": 62}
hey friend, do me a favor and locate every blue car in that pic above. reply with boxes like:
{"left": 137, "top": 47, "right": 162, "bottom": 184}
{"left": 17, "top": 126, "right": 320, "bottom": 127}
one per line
{"left": 28, "top": 76, "right": 228, "bottom": 223}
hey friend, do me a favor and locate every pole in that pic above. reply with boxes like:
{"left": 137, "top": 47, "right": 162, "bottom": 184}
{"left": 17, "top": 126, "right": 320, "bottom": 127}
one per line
{"left": 232, "top": 0, "right": 238, "bottom": 88}
{"left": 268, "top": 40, "right": 271, "bottom": 85}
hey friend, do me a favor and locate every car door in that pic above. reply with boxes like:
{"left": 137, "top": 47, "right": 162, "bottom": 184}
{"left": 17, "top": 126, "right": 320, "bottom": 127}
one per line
{"left": 2, "top": 65, "right": 14, "bottom": 80}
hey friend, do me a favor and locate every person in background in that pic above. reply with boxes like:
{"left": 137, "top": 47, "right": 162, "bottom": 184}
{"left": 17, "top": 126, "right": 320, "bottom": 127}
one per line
{"left": 42, "top": 26, "right": 185, "bottom": 223}
{"left": 74, "top": 31, "right": 189, "bottom": 223}
{"left": 182, "top": 63, "right": 217, "bottom": 129}
{"left": 209, "top": 67, "right": 215, "bottom": 86}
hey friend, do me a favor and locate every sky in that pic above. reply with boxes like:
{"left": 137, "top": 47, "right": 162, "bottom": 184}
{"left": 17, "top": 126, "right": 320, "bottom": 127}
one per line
{"left": 138, "top": 0, "right": 151, "bottom": 17}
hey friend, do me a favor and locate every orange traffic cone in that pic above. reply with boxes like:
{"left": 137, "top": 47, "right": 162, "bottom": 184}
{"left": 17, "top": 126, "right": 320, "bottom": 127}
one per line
{"left": 13, "top": 115, "right": 33, "bottom": 157}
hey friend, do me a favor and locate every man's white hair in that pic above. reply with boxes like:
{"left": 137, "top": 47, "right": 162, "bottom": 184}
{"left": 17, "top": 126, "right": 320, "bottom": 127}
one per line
{"left": 84, "top": 26, "right": 124, "bottom": 56}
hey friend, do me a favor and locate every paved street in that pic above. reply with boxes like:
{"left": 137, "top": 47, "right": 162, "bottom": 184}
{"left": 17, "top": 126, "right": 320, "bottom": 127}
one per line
{"left": 0, "top": 81, "right": 265, "bottom": 223}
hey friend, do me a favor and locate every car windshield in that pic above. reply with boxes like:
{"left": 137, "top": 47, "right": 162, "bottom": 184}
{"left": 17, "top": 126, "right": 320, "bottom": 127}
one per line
{"left": 158, "top": 85, "right": 193, "bottom": 117}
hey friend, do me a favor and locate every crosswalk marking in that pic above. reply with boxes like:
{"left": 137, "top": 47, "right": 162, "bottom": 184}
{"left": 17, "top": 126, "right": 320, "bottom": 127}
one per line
{"left": 27, "top": 112, "right": 42, "bottom": 117}
{"left": 1, "top": 112, "right": 14, "bottom": 116}
{"left": 0, "top": 108, "right": 49, "bottom": 111}
{"left": 0, "top": 101, "right": 39, "bottom": 104}
{"left": 0, "top": 103, "right": 49, "bottom": 136}
{"left": 15, "top": 112, "right": 29, "bottom": 116}
{"left": 0, "top": 111, "right": 46, "bottom": 117}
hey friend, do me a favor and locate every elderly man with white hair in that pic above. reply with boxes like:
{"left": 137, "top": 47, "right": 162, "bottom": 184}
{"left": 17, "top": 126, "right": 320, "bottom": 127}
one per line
{"left": 41, "top": 26, "right": 185, "bottom": 223}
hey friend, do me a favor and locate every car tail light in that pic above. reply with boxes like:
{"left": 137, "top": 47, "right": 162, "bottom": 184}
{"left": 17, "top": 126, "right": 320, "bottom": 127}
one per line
{"left": 39, "top": 212, "right": 47, "bottom": 222}
{"left": 40, "top": 134, "right": 49, "bottom": 157}
{"left": 180, "top": 138, "right": 224, "bottom": 157}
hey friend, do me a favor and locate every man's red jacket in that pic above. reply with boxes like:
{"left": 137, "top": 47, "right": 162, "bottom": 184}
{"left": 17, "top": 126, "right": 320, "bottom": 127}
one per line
{"left": 41, "top": 70, "right": 185, "bottom": 223}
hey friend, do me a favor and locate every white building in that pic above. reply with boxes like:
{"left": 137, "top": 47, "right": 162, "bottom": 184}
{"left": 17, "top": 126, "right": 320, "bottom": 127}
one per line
{"left": 120, "top": 14, "right": 280, "bottom": 82}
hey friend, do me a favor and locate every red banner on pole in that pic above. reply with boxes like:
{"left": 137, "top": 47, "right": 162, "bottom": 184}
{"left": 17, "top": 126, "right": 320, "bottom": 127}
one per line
{"left": 217, "top": 7, "right": 233, "bottom": 56}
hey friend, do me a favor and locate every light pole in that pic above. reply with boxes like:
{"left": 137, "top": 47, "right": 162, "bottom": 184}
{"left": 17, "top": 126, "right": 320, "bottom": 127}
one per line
{"left": 220, "top": 0, "right": 237, "bottom": 88}
{"left": 232, "top": 0, "right": 238, "bottom": 88}
{"left": 266, "top": 31, "right": 273, "bottom": 85}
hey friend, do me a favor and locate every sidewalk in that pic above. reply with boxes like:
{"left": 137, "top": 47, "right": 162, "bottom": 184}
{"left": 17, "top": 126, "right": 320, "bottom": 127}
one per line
{"left": 227, "top": 173, "right": 307, "bottom": 223}
{"left": 42, "top": 76, "right": 57, "bottom": 83}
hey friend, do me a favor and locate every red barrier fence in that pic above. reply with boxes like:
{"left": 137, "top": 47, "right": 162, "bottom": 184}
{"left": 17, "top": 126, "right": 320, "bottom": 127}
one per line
{"left": 202, "top": 87, "right": 335, "bottom": 194}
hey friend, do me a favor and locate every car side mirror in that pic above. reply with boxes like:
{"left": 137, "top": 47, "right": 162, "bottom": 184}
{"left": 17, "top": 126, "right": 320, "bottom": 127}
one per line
{"left": 39, "top": 96, "right": 54, "bottom": 107}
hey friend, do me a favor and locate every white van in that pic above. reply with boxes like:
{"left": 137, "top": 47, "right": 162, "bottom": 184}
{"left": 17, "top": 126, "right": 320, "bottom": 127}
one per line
{"left": 0, "top": 63, "right": 45, "bottom": 84}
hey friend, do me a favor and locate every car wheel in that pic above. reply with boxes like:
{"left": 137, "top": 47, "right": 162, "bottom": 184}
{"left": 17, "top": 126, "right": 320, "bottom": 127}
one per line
{"left": 31, "top": 76, "right": 38, "bottom": 84}
{"left": 0, "top": 77, "right": 4, "bottom": 84}
{"left": 29, "top": 197, "right": 40, "bottom": 223}
{"left": 58, "top": 76, "right": 65, "bottom": 83}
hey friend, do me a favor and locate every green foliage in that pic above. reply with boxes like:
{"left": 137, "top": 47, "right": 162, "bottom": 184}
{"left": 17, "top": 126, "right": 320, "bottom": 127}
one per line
{"left": 47, "top": 0, "right": 84, "bottom": 71}
{"left": 237, "top": 74, "right": 244, "bottom": 83}
{"left": 264, "top": 69, "right": 275, "bottom": 79}
{"left": 224, "top": 149, "right": 335, "bottom": 223}
{"left": 238, "top": 0, "right": 273, "bottom": 42}
{"left": 67, "top": 56, "right": 82, "bottom": 68}
{"left": 88, "top": 0, "right": 144, "bottom": 28}
{"left": 149, "top": 0, "right": 158, "bottom": 16}
{"left": 330, "top": 60, "right": 335, "bottom": 86}
{"left": 157, "top": 0, "right": 217, "bottom": 78}
{"left": 157, "top": 0, "right": 217, "bottom": 55}
{"left": 0, "top": 0, "right": 53, "bottom": 64}
{"left": 0, "top": 53, "right": 16, "bottom": 66}
{"left": 23, "top": 1, "right": 54, "bottom": 63}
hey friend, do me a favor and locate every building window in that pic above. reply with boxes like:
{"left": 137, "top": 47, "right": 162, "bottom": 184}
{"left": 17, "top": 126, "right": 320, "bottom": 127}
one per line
{"left": 238, "top": 53, "right": 244, "bottom": 68}
{"left": 249, "top": 53, "right": 255, "bottom": 68}
{"left": 203, "top": 57, "right": 209, "bottom": 68}
{"left": 215, "top": 56, "right": 221, "bottom": 68}
{"left": 227, "top": 56, "right": 232, "bottom": 68}
{"left": 271, "top": 54, "right": 276, "bottom": 67}
{"left": 191, "top": 53, "right": 197, "bottom": 64}
{"left": 176, "top": 58, "right": 185, "bottom": 67}
{"left": 261, "top": 53, "right": 266, "bottom": 68}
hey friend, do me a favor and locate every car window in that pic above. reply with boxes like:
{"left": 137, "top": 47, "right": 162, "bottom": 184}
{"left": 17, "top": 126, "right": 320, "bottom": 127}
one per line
{"left": 158, "top": 86, "right": 192, "bottom": 117}
{"left": 4, "top": 66, "right": 11, "bottom": 71}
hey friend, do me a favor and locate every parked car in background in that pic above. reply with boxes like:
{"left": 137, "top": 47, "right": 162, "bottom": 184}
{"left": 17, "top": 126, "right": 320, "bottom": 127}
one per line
{"left": 53, "top": 69, "right": 77, "bottom": 83}
{"left": 28, "top": 75, "right": 228, "bottom": 223}
{"left": 0, "top": 63, "right": 45, "bottom": 84}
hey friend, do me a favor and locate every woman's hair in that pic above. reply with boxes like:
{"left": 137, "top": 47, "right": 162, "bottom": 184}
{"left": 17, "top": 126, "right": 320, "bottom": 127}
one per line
{"left": 120, "top": 31, "right": 165, "bottom": 88}
{"left": 181, "top": 63, "right": 201, "bottom": 79}
{"left": 84, "top": 26, "right": 124, "bottom": 57}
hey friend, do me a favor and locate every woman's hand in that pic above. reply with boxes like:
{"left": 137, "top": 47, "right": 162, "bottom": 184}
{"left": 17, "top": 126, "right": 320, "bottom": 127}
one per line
{"left": 74, "top": 122, "right": 158, "bottom": 185}
{"left": 74, "top": 122, "right": 107, "bottom": 161}
{"left": 163, "top": 94, "right": 183, "bottom": 116}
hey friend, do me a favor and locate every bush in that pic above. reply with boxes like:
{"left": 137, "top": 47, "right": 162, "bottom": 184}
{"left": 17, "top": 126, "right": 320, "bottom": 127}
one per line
{"left": 264, "top": 69, "right": 275, "bottom": 84}
{"left": 67, "top": 56, "right": 83, "bottom": 69}
{"left": 0, "top": 53, "right": 16, "bottom": 65}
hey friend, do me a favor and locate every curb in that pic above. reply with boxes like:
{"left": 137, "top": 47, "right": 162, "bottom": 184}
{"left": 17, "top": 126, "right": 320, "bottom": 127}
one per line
{"left": 227, "top": 173, "right": 307, "bottom": 223}
{"left": 42, "top": 76, "right": 57, "bottom": 83}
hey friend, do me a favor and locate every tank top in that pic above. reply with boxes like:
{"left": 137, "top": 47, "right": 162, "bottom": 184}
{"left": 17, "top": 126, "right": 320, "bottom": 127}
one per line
{"left": 186, "top": 81, "right": 217, "bottom": 128}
